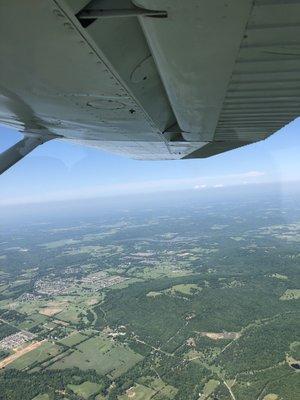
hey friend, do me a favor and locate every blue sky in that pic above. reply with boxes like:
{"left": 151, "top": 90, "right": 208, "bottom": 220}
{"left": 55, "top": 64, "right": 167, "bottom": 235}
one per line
{"left": 0, "top": 118, "right": 299, "bottom": 205}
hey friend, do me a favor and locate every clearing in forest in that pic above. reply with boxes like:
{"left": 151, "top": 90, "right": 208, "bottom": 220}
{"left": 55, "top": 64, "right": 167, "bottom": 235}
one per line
{"left": 68, "top": 381, "right": 102, "bottom": 399}
{"left": 199, "top": 379, "right": 220, "bottom": 399}
{"left": 200, "top": 331, "right": 241, "bottom": 340}
{"left": 263, "top": 394, "right": 279, "bottom": 400}
{"left": 119, "top": 384, "right": 155, "bottom": 400}
{"left": 169, "top": 283, "right": 200, "bottom": 295}
{"left": 280, "top": 289, "right": 300, "bottom": 300}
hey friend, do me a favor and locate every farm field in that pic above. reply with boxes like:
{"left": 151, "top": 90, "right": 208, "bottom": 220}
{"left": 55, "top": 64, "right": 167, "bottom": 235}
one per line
{"left": 7, "top": 341, "right": 62, "bottom": 370}
{"left": 118, "top": 384, "right": 155, "bottom": 400}
{"left": 49, "top": 334, "right": 143, "bottom": 378}
{"left": 58, "top": 331, "right": 88, "bottom": 347}
{"left": 68, "top": 381, "right": 103, "bottom": 399}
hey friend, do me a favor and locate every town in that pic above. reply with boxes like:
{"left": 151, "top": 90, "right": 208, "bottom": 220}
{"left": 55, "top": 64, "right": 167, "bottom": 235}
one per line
{"left": 0, "top": 331, "right": 35, "bottom": 351}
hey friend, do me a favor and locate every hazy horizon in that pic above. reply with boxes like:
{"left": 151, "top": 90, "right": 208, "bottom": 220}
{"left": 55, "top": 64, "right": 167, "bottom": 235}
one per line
{"left": 1, "top": 117, "right": 300, "bottom": 207}
{"left": 1, "top": 180, "right": 299, "bottom": 227}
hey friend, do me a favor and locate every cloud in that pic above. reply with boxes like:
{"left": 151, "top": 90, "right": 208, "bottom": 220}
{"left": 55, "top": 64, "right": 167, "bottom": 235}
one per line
{"left": 193, "top": 184, "right": 207, "bottom": 190}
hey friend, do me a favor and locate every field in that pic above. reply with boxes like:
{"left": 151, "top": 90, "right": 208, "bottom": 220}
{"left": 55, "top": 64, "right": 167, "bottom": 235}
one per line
{"left": 39, "top": 307, "right": 63, "bottom": 316}
{"left": 7, "top": 341, "right": 62, "bottom": 370}
{"left": 199, "top": 379, "right": 220, "bottom": 399}
{"left": 0, "top": 341, "right": 44, "bottom": 369}
{"left": 146, "top": 283, "right": 200, "bottom": 297}
{"left": 263, "top": 395, "right": 279, "bottom": 400}
{"left": 49, "top": 334, "right": 143, "bottom": 378}
{"left": 169, "top": 283, "right": 200, "bottom": 295}
{"left": 58, "top": 332, "right": 88, "bottom": 347}
{"left": 55, "top": 305, "right": 83, "bottom": 324}
{"left": 17, "top": 313, "right": 49, "bottom": 330}
{"left": 119, "top": 384, "right": 155, "bottom": 400}
{"left": 68, "top": 381, "right": 102, "bottom": 399}
{"left": 146, "top": 378, "right": 178, "bottom": 399}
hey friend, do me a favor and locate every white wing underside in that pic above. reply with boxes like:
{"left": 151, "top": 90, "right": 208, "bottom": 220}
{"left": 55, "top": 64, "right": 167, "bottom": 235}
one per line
{"left": 0, "top": 0, "right": 300, "bottom": 170}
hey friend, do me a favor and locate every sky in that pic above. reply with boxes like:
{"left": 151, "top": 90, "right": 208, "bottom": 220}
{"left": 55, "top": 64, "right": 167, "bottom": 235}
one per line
{"left": 0, "top": 118, "right": 300, "bottom": 206}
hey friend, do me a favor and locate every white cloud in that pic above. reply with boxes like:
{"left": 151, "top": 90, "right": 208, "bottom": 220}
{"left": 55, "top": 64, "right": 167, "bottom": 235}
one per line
{"left": 193, "top": 184, "right": 207, "bottom": 190}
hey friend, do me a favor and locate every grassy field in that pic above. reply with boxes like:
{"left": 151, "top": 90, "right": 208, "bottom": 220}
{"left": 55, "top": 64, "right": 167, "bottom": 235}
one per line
{"left": 146, "top": 291, "right": 162, "bottom": 297}
{"left": 146, "top": 283, "right": 199, "bottom": 297}
{"left": 49, "top": 334, "right": 143, "bottom": 378}
{"left": 153, "top": 385, "right": 178, "bottom": 399}
{"left": 16, "top": 300, "right": 48, "bottom": 315}
{"left": 199, "top": 379, "right": 220, "bottom": 399}
{"left": 262, "top": 395, "right": 279, "bottom": 400}
{"left": 8, "top": 342, "right": 62, "bottom": 370}
{"left": 55, "top": 305, "right": 83, "bottom": 324}
{"left": 147, "top": 378, "right": 178, "bottom": 399}
{"left": 185, "top": 349, "right": 203, "bottom": 364}
{"left": 129, "top": 377, "right": 178, "bottom": 399}
{"left": 58, "top": 332, "right": 88, "bottom": 347}
{"left": 17, "top": 313, "right": 48, "bottom": 330}
{"left": 119, "top": 384, "right": 155, "bottom": 400}
{"left": 68, "top": 381, "right": 102, "bottom": 399}
{"left": 169, "top": 283, "right": 199, "bottom": 295}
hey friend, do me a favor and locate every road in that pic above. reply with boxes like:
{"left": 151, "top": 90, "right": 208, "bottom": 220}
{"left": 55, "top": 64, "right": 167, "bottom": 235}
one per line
{"left": 223, "top": 379, "right": 237, "bottom": 400}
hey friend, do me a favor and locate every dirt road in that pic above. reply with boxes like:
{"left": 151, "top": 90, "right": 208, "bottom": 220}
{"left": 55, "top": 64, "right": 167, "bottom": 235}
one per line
{"left": 0, "top": 340, "right": 45, "bottom": 369}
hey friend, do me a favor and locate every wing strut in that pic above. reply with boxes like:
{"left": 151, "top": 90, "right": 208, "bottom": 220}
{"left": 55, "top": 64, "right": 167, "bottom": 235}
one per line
{"left": 0, "top": 135, "right": 54, "bottom": 175}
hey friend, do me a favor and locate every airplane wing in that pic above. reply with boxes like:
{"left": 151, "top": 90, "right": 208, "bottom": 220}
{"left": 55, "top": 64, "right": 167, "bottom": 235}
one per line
{"left": 1, "top": 0, "right": 300, "bottom": 173}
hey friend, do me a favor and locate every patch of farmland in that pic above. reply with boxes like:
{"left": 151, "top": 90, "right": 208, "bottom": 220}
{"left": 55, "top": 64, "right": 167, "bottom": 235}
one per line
{"left": 55, "top": 305, "right": 83, "bottom": 323}
{"left": 119, "top": 384, "right": 155, "bottom": 400}
{"left": 39, "top": 307, "right": 63, "bottom": 316}
{"left": 146, "top": 377, "right": 178, "bottom": 399}
{"left": 7, "top": 341, "right": 62, "bottom": 370}
{"left": 58, "top": 332, "right": 88, "bottom": 347}
{"left": 169, "top": 283, "right": 200, "bottom": 295}
{"left": 68, "top": 381, "right": 102, "bottom": 399}
{"left": 49, "top": 334, "right": 143, "bottom": 378}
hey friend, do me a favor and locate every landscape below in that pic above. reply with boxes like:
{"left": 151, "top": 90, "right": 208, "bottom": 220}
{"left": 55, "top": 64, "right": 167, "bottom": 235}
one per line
{"left": 0, "top": 188, "right": 299, "bottom": 400}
